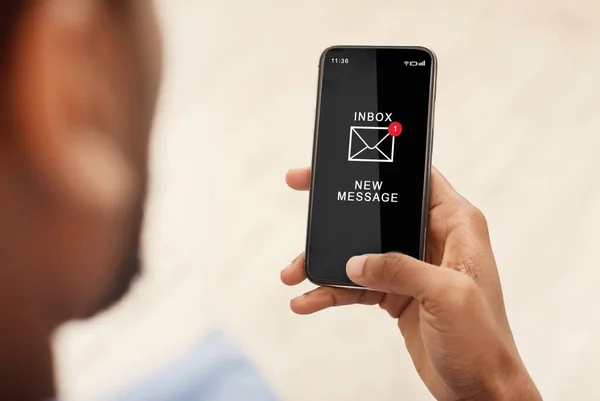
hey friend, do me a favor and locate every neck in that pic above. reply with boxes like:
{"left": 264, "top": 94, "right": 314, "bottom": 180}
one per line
{"left": 0, "top": 286, "right": 55, "bottom": 401}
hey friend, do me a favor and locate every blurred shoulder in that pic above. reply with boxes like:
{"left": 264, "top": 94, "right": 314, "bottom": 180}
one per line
{"left": 101, "top": 331, "right": 278, "bottom": 401}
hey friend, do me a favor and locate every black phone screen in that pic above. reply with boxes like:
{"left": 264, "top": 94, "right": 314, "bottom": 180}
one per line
{"left": 306, "top": 47, "right": 436, "bottom": 287}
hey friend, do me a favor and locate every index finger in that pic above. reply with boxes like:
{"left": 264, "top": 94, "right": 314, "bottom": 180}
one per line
{"left": 286, "top": 168, "right": 311, "bottom": 191}
{"left": 281, "top": 253, "right": 307, "bottom": 286}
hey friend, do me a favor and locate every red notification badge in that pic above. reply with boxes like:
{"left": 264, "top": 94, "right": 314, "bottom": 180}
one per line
{"left": 388, "top": 122, "right": 403, "bottom": 137}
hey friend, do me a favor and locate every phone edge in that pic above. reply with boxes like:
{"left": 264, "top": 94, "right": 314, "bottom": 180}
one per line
{"left": 420, "top": 46, "right": 438, "bottom": 262}
{"left": 305, "top": 45, "right": 438, "bottom": 288}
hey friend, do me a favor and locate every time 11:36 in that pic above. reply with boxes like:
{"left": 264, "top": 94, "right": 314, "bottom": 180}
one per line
{"left": 331, "top": 58, "right": 349, "bottom": 64}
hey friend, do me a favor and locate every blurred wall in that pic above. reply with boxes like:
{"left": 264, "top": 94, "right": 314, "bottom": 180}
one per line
{"left": 54, "top": 1, "right": 600, "bottom": 400}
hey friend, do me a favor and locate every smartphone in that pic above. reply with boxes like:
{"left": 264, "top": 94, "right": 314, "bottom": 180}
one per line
{"left": 305, "top": 46, "right": 437, "bottom": 288}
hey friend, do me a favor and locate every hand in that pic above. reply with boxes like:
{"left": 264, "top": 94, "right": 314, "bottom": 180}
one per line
{"left": 281, "top": 167, "right": 541, "bottom": 401}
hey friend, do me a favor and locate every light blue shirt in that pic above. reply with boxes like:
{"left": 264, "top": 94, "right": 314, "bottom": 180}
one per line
{"left": 99, "top": 332, "right": 278, "bottom": 401}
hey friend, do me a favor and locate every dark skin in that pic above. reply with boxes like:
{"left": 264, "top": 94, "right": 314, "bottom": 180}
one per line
{"left": 282, "top": 168, "right": 542, "bottom": 401}
{"left": 0, "top": 1, "right": 161, "bottom": 400}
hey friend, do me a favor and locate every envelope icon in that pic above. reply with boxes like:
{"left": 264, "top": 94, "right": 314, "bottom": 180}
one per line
{"left": 348, "top": 126, "right": 396, "bottom": 163}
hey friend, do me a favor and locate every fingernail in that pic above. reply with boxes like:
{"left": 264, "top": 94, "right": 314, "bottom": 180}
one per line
{"left": 347, "top": 255, "right": 368, "bottom": 278}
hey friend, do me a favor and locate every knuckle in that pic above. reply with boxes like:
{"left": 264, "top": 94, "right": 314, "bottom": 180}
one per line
{"left": 315, "top": 288, "right": 338, "bottom": 308}
{"left": 325, "top": 290, "right": 339, "bottom": 308}
{"left": 465, "top": 204, "right": 488, "bottom": 228}
{"left": 356, "top": 289, "right": 367, "bottom": 305}
{"left": 447, "top": 253, "right": 480, "bottom": 281}
{"left": 378, "top": 253, "right": 405, "bottom": 282}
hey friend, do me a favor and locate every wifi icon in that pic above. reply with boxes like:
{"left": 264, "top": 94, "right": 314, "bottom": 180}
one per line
{"left": 403, "top": 61, "right": 409, "bottom": 66}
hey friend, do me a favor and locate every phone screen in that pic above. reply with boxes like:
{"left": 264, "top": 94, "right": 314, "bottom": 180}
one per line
{"left": 306, "top": 47, "right": 436, "bottom": 287}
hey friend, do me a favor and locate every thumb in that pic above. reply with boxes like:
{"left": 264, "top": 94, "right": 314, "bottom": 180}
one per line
{"left": 346, "top": 253, "right": 454, "bottom": 299}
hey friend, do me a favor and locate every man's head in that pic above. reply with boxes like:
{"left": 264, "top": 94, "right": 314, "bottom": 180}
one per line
{"left": 0, "top": 0, "right": 162, "bottom": 326}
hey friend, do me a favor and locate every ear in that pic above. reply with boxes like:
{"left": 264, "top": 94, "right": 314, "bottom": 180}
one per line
{"left": 8, "top": 0, "right": 135, "bottom": 214}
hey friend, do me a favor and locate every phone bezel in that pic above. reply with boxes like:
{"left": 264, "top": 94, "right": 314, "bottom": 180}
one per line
{"left": 305, "top": 45, "right": 438, "bottom": 288}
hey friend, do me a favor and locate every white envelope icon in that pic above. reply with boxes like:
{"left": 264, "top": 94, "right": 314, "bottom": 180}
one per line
{"left": 347, "top": 126, "right": 395, "bottom": 163}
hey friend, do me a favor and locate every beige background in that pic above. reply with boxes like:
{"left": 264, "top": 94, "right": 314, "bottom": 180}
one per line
{"left": 53, "top": 1, "right": 600, "bottom": 400}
